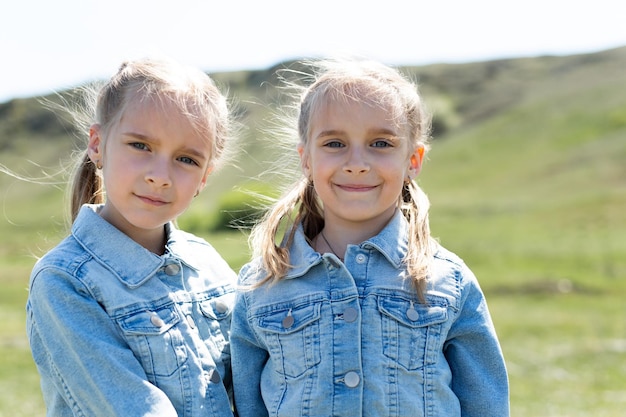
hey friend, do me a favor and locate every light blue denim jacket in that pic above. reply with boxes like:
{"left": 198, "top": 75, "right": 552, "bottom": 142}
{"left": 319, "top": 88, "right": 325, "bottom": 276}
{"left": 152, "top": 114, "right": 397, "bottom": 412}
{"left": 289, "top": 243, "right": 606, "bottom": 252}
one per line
{"left": 27, "top": 204, "right": 236, "bottom": 417}
{"left": 231, "top": 211, "right": 509, "bottom": 417}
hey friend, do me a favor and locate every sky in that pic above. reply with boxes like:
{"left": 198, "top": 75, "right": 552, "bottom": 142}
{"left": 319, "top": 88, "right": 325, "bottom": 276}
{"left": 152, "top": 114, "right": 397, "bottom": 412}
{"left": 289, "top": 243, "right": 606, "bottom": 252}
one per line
{"left": 1, "top": 0, "right": 625, "bottom": 103}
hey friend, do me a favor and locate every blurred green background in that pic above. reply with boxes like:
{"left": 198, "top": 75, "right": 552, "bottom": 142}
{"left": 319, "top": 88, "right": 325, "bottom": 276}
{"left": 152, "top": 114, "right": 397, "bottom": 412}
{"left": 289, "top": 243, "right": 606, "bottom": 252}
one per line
{"left": 1, "top": 48, "right": 625, "bottom": 416}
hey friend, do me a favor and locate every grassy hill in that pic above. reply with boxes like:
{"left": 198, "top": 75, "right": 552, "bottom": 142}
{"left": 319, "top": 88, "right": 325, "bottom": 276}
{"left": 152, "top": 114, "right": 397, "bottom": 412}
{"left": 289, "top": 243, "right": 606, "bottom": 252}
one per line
{"left": 1, "top": 47, "right": 625, "bottom": 416}
{"left": 419, "top": 47, "right": 626, "bottom": 288}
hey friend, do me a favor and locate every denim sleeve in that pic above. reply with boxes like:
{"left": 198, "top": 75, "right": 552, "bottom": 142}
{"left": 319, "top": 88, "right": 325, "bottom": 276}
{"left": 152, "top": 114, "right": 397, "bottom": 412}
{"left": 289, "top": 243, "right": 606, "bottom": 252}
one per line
{"left": 443, "top": 266, "right": 510, "bottom": 417}
{"left": 230, "top": 286, "right": 270, "bottom": 417}
{"left": 27, "top": 267, "right": 178, "bottom": 417}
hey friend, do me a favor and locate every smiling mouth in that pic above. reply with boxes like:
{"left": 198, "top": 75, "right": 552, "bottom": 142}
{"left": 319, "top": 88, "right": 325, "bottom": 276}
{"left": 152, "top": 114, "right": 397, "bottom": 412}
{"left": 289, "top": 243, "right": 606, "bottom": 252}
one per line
{"left": 337, "top": 184, "right": 377, "bottom": 192}
{"left": 137, "top": 195, "right": 168, "bottom": 206}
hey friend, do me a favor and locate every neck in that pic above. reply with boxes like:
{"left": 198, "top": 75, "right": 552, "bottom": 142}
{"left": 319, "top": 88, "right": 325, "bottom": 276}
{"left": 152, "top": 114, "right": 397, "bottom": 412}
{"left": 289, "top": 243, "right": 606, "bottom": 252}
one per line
{"left": 321, "top": 210, "right": 396, "bottom": 249}
{"left": 317, "top": 229, "right": 344, "bottom": 260}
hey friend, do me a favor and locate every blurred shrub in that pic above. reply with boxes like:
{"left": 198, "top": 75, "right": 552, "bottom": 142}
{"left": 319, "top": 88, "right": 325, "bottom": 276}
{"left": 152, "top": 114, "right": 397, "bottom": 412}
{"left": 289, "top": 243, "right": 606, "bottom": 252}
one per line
{"left": 180, "top": 181, "right": 279, "bottom": 235}
{"left": 212, "top": 181, "right": 278, "bottom": 231}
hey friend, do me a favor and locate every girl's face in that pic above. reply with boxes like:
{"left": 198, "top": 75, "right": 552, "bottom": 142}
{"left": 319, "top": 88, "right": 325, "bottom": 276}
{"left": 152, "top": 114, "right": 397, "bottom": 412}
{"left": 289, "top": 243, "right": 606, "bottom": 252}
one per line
{"left": 301, "top": 97, "right": 424, "bottom": 233}
{"left": 88, "top": 97, "right": 212, "bottom": 250}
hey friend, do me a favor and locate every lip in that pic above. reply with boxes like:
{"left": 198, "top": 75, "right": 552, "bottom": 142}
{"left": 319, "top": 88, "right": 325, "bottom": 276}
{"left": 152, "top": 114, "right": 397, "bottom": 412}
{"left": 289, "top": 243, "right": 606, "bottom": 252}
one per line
{"left": 136, "top": 194, "right": 169, "bottom": 206}
{"left": 336, "top": 184, "right": 377, "bottom": 192}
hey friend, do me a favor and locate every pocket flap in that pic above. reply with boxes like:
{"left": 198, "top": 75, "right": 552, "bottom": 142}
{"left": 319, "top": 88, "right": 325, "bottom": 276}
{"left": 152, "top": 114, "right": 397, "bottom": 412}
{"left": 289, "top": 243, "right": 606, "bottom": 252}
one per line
{"left": 199, "top": 292, "right": 235, "bottom": 320}
{"left": 119, "top": 307, "right": 180, "bottom": 335}
{"left": 258, "top": 303, "right": 321, "bottom": 334}
{"left": 378, "top": 297, "right": 447, "bottom": 328}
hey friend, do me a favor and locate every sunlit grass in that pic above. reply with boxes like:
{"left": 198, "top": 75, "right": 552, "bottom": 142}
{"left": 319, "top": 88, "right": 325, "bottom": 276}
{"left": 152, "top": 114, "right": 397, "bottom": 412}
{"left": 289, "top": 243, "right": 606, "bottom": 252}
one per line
{"left": 2, "top": 48, "right": 626, "bottom": 415}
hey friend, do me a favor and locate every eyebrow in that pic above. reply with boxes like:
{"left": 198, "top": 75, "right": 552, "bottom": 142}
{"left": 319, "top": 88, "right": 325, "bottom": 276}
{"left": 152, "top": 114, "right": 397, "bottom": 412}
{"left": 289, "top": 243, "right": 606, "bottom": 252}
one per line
{"left": 370, "top": 128, "right": 399, "bottom": 137}
{"left": 123, "top": 132, "right": 208, "bottom": 160}
{"left": 315, "top": 129, "right": 344, "bottom": 139}
{"left": 123, "top": 131, "right": 154, "bottom": 142}
{"left": 315, "top": 128, "right": 399, "bottom": 139}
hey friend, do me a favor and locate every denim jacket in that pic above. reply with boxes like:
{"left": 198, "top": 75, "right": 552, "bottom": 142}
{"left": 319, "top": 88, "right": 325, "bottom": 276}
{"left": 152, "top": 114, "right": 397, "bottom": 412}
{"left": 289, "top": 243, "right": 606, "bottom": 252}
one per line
{"left": 231, "top": 211, "right": 509, "bottom": 417}
{"left": 27, "top": 205, "right": 236, "bottom": 417}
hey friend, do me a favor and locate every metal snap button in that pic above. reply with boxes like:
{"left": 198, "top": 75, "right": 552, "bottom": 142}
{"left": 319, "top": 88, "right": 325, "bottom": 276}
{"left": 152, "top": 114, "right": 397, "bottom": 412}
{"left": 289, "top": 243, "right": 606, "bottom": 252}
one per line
{"left": 407, "top": 307, "right": 419, "bottom": 321}
{"left": 343, "top": 307, "right": 358, "bottom": 323}
{"left": 164, "top": 264, "right": 180, "bottom": 276}
{"left": 214, "top": 301, "right": 229, "bottom": 314}
{"left": 282, "top": 315, "right": 294, "bottom": 329}
{"left": 355, "top": 254, "right": 366, "bottom": 264}
{"left": 344, "top": 371, "right": 360, "bottom": 388}
{"left": 150, "top": 313, "right": 165, "bottom": 327}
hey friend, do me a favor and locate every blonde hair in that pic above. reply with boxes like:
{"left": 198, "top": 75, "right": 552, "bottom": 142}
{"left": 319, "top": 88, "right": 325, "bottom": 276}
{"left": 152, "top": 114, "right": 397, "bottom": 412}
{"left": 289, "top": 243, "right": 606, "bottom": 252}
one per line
{"left": 68, "top": 57, "right": 233, "bottom": 221}
{"left": 250, "top": 58, "right": 436, "bottom": 300}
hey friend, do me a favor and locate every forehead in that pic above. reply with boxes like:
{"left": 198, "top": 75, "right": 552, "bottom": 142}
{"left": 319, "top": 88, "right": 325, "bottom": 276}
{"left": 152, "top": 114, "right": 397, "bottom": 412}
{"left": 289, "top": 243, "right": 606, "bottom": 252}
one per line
{"left": 118, "top": 96, "right": 213, "bottom": 150}
{"left": 119, "top": 97, "right": 183, "bottom": 129}
{"left": 309, "top": 96, "right": 402, "bottom": 135}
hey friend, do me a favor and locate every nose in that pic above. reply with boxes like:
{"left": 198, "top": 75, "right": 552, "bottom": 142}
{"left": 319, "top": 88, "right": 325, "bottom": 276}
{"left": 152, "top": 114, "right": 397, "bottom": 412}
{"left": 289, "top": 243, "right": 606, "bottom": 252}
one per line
{"left": 343, "top": 147, "right": 369, "bottom": 174}
{"left": 145, "top": 157, "right": 172, "bottom": 187}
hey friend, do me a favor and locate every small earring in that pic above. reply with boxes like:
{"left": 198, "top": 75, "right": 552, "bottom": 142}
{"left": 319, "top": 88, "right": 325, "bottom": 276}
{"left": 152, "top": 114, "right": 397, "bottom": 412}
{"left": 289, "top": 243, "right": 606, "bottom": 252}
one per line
{"left": 96, "top": 160, "right": 103, "bottom": 170}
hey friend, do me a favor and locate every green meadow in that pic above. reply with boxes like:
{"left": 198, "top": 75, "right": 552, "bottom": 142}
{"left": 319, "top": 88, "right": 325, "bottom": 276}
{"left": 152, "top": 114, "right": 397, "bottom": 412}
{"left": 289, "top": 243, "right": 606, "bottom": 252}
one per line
{"left": 1, "top": 47, "right": 625, "bottom": 416}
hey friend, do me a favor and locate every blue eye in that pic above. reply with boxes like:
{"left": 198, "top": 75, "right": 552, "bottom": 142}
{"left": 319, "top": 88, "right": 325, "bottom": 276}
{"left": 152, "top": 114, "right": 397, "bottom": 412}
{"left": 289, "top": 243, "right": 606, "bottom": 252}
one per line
{"left": 372, "top": 140, "right": 392, "bottom": 148}
{"left": 324, "top": 140, "right": 344, "bottom": 148}
{"left": 178, "top": 156, "right": 199, "bottom": 166}
{"left": 130, "top": 142, "right": 149, "bottom": 150}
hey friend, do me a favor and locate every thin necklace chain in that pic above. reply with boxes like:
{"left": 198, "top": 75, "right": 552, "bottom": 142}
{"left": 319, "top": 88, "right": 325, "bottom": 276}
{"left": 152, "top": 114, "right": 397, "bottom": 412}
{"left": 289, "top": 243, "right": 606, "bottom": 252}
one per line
{"left": 320, "top": 230, "right": 343, "bottom": 260}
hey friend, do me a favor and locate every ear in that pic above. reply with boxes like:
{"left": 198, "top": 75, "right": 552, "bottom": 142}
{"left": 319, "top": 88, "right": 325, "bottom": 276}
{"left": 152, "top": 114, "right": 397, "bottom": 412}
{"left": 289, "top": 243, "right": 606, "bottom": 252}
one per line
{"left": 87, "top": 124, "right": 103, "bottom": 163}
{"left": 197, "top": 166, "right": 213, "bottom": 193}
{"left": 297, "top": 143, "right": 311, "bottom": 178}
{"left": 407, "top": 144, "right": 425, "bottom": 179}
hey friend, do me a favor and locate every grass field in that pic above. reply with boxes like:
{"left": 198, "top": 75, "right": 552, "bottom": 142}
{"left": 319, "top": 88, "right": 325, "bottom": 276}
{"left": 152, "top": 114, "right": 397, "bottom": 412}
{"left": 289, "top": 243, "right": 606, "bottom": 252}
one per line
{"left": 2, "top": 48, "right": 625, "bottom": 415}
{"left": 2, "top": 229, "right": 625, "bottom": 416}
{"left": 2, "top": 161, "right": 624, "bottom": 417}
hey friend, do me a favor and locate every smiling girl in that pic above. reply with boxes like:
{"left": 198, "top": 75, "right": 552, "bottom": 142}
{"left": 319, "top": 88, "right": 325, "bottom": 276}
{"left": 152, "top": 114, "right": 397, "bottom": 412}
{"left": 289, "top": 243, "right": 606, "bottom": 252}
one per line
{"left": 230, "top": 58, "right": 509, "bottom": 417}
{"left": 26, "top": 58, "right": 237, "bottom": 416}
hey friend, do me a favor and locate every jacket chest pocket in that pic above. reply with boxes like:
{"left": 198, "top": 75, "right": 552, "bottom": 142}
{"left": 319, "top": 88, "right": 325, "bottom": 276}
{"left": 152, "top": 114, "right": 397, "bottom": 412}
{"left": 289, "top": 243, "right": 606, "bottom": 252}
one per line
{"left": 255, "top": 302, "right": 322, "bottom": 378}
{"left": 378, "top": 296, "right": 448, "bottom": 371}
{"left": 198, "top": 291, "right": 235, "bottom": 353}
{"left": 118, "top": 306, "right": 187, "bottom": 378}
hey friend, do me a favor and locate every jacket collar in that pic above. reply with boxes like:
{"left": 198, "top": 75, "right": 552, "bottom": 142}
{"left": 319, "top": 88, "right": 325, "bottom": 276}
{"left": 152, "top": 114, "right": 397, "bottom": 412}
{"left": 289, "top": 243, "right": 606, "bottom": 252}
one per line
{"left": 285, "top": 210, "right": 408, "bottom": 279}
{"left": 71, "top": 204, "right": 201, "bottom": 288}
{"left": 362, "top": 210, "right": 408, "bottom": 268}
